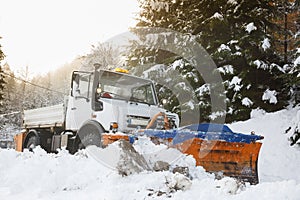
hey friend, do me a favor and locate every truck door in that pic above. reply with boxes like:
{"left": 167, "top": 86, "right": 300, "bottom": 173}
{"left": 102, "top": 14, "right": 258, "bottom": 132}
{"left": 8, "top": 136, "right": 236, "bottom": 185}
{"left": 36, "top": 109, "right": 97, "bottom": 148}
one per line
{"left": 66, "top": 71, "right": 93, "bottom": 130}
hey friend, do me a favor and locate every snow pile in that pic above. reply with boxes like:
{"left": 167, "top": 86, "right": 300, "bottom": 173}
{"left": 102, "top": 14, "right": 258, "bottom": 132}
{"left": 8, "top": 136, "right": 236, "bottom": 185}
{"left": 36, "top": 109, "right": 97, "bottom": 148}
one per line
{"left": 250, "top": 108, "right": 266, "bottom": 119}
{"left": 1, "top": 107, "right": 300, "bottom": 199}
{"left": 86, "top": 140, "right": 150, "bottom": 176}
{"left": 230, "top": 107, "right": 300, "bottom": 183}
{"left": 133, "top": 136, "right": 204, "bottom": 176}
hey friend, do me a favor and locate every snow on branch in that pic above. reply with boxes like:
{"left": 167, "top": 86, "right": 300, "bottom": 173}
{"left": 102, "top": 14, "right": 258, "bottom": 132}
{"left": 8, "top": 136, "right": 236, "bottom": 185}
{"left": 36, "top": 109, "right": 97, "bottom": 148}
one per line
{"left": 228, "top": 0, "right": 238, "bottom": 5}
{"left": 245, "top": 22, "right": 257, "bottom": 34}
{"left": 149, "top": 0, "right": 169, "bottom": 12}
{"left": 253, "top": 60, "right": 269, "bottom": 70}
{"left": 229, "top": 76, "right": 242, "bottom": 91}
{"left": 242, "top": 97, "right": 253, "bottom": 107}
{"left": 294, "top": 56, "right": 300, "bottom": 66}
{"left": 211, "top": 12, "right": 224, "bottom": 20}
{"left": 262, "top": 38, "right": 271, "bottom": 51}
{"left": 262, "top": 89, "right": 277, "bottom": 104}
{"left": 218, "top": 44, "right": 231, "bottom": 52}
{"left": 217, "top": 65, "right": 234, "bottom": 75}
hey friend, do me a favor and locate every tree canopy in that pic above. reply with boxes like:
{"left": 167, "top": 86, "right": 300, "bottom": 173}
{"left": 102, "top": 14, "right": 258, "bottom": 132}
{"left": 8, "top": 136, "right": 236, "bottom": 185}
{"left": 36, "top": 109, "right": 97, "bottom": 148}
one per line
{"left": 129, "top": 0, "right": 297, "bottom": 122}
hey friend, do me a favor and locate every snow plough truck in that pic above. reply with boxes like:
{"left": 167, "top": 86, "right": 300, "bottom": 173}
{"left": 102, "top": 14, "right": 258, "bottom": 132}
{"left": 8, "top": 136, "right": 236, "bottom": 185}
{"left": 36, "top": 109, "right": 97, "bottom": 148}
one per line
{"left": 14, "top": 64, "right": 264, "bottom": 184}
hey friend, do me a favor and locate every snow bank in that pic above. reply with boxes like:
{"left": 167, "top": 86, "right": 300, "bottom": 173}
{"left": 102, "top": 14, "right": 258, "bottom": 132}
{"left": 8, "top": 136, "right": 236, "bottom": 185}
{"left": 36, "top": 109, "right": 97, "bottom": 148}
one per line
{"left": 230, "top": 107, "right": 300, "bottom": 183}
{"left": 1, "top": 107, "right": 300, "bottom": 199}
{"left": 250, "top": 108, "right": 266, "bottom": 119}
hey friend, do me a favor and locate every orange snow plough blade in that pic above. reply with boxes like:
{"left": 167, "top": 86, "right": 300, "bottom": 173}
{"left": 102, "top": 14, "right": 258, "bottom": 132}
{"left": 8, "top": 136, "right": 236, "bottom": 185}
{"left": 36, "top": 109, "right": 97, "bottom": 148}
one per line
{"left": 172, "top": 138, "right": 262, "bottom": 184}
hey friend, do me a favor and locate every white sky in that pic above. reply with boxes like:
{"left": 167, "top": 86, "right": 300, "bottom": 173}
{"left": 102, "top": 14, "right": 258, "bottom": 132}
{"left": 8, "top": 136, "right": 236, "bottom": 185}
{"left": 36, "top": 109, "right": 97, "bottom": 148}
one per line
{"left": 0, "top": 0, "right": 139, "bottom": 75}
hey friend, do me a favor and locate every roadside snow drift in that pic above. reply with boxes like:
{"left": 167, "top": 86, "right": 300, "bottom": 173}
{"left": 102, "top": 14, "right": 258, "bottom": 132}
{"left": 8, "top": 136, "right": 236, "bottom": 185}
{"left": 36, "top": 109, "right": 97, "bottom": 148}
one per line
{"left": 1, "top": 107, "right": 300, "bottom": 199}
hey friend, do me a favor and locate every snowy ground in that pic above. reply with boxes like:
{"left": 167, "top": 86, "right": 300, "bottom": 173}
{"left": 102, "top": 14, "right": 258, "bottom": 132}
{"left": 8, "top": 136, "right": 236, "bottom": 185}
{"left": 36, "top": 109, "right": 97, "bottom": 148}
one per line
{"left": 0, "top": 107, "right": 300, "bottom": 200}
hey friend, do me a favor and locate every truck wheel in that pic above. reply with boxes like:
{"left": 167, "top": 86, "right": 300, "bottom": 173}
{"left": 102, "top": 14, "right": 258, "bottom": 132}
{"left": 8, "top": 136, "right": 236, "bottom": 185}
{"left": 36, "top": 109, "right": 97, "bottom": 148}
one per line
{"left": 77, "top": 121, "right": 103, "bottom": 150}
{"left": 25, "top": 135, "right": 40, "bottom": 151}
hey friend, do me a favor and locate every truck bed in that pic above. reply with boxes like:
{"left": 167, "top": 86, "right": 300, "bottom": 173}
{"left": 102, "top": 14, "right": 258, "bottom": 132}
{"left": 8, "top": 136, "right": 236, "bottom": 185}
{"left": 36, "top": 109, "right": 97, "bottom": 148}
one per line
{"left": 23, "top": 104, "right": 65, "bottom": 128}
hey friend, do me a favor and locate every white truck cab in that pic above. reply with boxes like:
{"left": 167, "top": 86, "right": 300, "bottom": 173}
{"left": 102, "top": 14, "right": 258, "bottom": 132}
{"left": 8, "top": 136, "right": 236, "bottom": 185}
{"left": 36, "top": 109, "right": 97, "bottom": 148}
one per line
{"left": 66, "top": 64, "right": 179, "bottom": 133}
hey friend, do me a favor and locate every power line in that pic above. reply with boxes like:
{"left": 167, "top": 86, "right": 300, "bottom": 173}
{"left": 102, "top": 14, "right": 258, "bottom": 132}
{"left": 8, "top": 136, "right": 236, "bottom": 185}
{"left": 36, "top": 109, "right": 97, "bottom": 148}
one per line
{"left": 0, "top": 111, "right": 21, "bottom": 118}
{"left": 0, "top": 71, "right": 68, "bottom": 95}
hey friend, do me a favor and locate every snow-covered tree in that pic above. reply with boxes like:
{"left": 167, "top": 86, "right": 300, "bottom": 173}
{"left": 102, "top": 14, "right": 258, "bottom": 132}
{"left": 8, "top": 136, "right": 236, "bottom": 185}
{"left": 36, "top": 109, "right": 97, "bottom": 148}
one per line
{"left": 81, "top": 42, "right": 124, "bottom": 71}
{"left": 0, "top": 63, "right": 22, "bottom": 128}
{"left": 285, "top": 44, "right": 300, "bottom": 103}
{"left": 272, "top": 0, "right": 300, "bottom": 63}
{"left": 1, "top": 64, "right": 19, "bottom": 111}
{"left": 0, "top": 37, "right": 5, "bottom": 103}
{"left": 0, "top": 68, "right": 5, "bottom": 103}
{"left": 131, "top": 0, "right": 291, "bottom": 122}
{"left": 188, "top": 0, "right": 290, "bottom": 121}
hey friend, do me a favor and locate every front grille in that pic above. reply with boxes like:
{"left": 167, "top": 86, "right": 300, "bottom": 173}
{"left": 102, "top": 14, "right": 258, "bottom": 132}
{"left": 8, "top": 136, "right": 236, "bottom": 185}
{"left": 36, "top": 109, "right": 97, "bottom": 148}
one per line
{"left": 127, "top": 115, "right": 150, "bottom": 128}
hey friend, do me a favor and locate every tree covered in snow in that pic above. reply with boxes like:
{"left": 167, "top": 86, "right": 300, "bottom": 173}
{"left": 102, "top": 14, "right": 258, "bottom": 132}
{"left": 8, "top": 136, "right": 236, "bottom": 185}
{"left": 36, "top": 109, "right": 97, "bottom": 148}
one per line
{"left": 285, "top": 46, "right": 300, "bottom": 103}
{"left": 272, "top": 0, "right": 300, "bottom": 63}
{"left": 1, "top": 64, "right": 19, "bottom": 112}
{"left": 137, "top": 60, "right": 210, "bottom": 124}
{"left": 0, "top": 58, "right": 82, "bottom": 129}
{"left": 81, "top": 42, "right": 124, "bottom": 71}
{"left": 131, "top": 0, "right": 292, "bottom": 122}
{"left": 0, "top": 64, "right": 22, "bottom": 129}
{"left": 0, "top": 69, "right": 5, "bottom": 104}
{"left": 0, "top": 36, "right": 5, "bottom": 103}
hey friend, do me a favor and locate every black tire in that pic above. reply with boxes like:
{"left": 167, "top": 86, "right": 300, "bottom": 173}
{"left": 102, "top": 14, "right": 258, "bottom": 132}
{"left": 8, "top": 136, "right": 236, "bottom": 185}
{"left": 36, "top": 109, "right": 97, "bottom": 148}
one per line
{"left": 25, "top": 135, "right": 40, "bottom": 151}
{"left": 77, "top": 121, "right": 103, "bottom": 150}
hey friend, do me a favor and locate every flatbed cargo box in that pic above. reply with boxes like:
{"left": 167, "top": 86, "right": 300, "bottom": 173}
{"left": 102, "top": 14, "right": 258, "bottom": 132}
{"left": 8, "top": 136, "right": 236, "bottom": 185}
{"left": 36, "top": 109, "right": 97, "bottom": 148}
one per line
{"left": 23, "top": 104, "right": 65, "bottom": 128}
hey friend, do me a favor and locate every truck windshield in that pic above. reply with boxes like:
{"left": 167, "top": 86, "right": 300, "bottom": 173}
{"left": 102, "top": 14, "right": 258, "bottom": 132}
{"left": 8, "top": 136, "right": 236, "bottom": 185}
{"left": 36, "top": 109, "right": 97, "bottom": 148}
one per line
{"left": 98, "top": 71, "right": 157, "bottom": 105}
